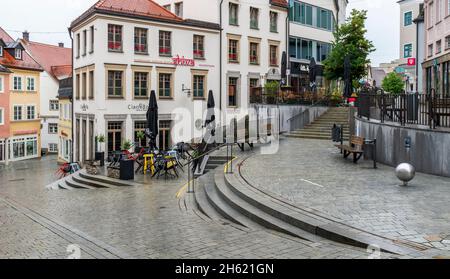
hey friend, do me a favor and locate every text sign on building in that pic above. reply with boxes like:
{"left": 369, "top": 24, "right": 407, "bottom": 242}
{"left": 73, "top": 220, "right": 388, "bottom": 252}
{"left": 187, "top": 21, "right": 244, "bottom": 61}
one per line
{"left": 407, "top": 58, "right": 416, "bottom": 66}
{"left": 172, "top": 55, "right": 195, "bottom": 67}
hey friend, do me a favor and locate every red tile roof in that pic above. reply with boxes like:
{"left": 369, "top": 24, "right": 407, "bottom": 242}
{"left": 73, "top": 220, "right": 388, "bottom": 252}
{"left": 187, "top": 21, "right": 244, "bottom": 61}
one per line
{"left": 22, "top": 40, "right": 71, "bottom": 80}
{"left": 51, "top": 65, "right": 72, "bottom": 79}
{"left": 71, "top": 0, "right": 220, "bottom": 30}
{"left": 270, "top": 0, "right": 288, "bottom": 8}
{"left": 0, "top": 27, "right": 43, "bottom": 72}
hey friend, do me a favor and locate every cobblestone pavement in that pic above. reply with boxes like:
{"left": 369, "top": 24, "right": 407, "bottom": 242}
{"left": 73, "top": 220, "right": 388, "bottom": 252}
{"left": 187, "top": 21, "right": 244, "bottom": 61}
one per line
{"left": 0, "top": 155, "right": 385, "bottom": 259}
{"left": 240, "top": 137, "right": 450, "bottom": 252}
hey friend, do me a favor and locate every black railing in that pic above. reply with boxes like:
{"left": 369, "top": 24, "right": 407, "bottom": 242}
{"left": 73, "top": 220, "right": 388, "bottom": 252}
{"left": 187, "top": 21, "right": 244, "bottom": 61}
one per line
{"left": 357, "top": 88, "right": 450, "bottom": 129}
{"left": 250, "top": 87, "right": 331, "bottom": 106}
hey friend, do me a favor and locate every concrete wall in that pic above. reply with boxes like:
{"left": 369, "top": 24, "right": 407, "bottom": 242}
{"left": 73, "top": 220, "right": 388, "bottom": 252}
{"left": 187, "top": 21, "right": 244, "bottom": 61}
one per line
{"left": 252, "top": 104, "right": 328, "bottom": 133}
{"left": 356, "top": 117, "right": 450, "bottom": 177}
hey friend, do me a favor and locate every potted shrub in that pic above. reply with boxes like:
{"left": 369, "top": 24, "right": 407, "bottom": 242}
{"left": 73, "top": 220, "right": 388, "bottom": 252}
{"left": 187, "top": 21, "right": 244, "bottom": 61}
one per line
{"left": 121, "top": 139, "right": 132, "bottom": 152}
{"left": 330, "top": 89, "right": 343, "bottom": 107}
{"left": 264, "top": 81, "right": 279, "bottom": 104}
{"left": 119, "top": 139, "right": 134, "bottom": 180}
{"left": 95, "top": 134, "right": 105, "bottom": 166}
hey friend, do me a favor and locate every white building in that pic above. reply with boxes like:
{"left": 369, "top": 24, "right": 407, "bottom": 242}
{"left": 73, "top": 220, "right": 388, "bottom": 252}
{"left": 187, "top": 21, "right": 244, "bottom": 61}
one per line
{"left": 20, "top": 33, "right": 72, "bottom": 154}
{"left": 288, "top": 0, "right": 347, "bottom": 92}
{"left": 398, "top": 0, "right": 424, "bottom": 92}
{"left": 155, "top": 0, "right": 288, "bottom": 113}
{"left": 70, "top": 0, "right": 221, "bottom": 162}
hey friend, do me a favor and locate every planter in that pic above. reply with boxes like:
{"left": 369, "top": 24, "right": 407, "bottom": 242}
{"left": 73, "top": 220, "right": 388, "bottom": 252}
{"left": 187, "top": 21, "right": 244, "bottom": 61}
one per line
{"left": 95, "top": 151, "right": 105, "bottom": 166}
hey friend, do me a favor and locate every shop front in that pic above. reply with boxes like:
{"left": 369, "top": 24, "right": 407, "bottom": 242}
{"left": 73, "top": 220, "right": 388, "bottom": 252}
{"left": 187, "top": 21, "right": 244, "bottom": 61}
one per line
{"left": 289, "top": 61, "right": 324, "bottom": 94}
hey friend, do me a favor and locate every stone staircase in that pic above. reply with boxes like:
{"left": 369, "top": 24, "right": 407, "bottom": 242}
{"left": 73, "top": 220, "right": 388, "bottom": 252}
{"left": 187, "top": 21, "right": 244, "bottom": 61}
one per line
{"left": 287, "top": 107, "right": 350, "bottom": 140}
{"left": 46, "top": 169, "right": 141, "bottom": 190}
{"left": 185, "top": 156, "right": 425, "bottom": 256}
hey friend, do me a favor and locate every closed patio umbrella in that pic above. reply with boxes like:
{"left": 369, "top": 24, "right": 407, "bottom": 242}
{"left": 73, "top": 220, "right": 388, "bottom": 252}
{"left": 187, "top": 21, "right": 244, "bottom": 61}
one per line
{"left": 344, "top": 55, "right": 352, "bottom": 98}
{"left": 204, "top": 90, "right": 216, "bottom": 140}
{"left": 281, "top": 51, "right": 287, "bottom": 86}
{"left": 146, "top": 90, "right": 158, "bottom": 150}
{"left": 309, "top": 57, "right": 317, "bottom": 90}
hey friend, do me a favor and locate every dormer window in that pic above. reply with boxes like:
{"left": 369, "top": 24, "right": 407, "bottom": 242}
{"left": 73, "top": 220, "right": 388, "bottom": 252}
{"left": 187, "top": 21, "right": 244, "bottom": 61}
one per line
{"left": 15, "top": 49, "right": 22, "bottom": 60}
{"left": 0, "top": 46, "right": 3, "bottom": 57}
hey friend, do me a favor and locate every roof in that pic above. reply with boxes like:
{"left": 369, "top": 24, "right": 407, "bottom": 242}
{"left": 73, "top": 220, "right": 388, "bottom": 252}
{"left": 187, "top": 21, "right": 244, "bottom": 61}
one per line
{"left": 0, "top": 64, "right": 12, "bottom": 73}
{"left": 0, "top": 27, "right": 43, "bottom": 72}
{"left": 22, "top": 40, "right": 72, "bottom": 80}
{"left": 71, "top": 0, "right": 220, "bottom": 30}
{"left": 270, "top": 0, "right": 288, "bottom": 8}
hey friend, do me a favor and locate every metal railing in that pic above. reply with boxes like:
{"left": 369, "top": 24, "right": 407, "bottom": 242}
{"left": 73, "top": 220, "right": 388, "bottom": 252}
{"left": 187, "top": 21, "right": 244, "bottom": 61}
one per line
{"left": 357, "top": 88, "right": 450, "bottom": 130}
{"left": 250, "top": 87, "right": 330, "bottom": 106}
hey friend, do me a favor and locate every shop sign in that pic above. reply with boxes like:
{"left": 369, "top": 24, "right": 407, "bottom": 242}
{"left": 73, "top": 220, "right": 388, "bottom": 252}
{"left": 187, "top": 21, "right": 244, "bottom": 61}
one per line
{"left": 80, "top": 104, "right": 88, "bottom": 111}
{"left": 172, "top": 55, "right": 195, "bottom": 66}
{"left": 128, "top": 103, "right": 149, "bottom": 112}
{"left": 407, "top": 58, "right": 416, "bottom": 66}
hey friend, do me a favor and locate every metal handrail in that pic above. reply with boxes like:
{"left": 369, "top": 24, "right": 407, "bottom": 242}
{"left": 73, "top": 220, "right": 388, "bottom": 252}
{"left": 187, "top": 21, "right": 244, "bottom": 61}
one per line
{"left": 185, "top": 142, "right": 231, "bottom": 166}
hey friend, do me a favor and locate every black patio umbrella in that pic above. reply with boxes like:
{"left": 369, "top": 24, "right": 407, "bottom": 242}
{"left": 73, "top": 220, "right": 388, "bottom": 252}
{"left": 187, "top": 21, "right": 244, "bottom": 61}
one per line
{"left": 309, "top": 57, "right": 317, "bottom": 90}
{"left": 204, "top": 90, "right": 216, "bottom": 140}
{"left": 146, "top": 90, "right": 158, "bottom": 150}
{"left": 343, "top": 55, "right": 352, "bottom": 98}
{"left": 281, "top": 51, "right": 287, "bottom": 86}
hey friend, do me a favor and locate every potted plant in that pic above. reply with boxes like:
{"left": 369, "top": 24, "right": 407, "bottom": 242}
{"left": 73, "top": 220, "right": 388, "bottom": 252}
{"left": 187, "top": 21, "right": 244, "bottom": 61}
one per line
{"left": 119, "top": 139, "right": 134, "bottom": 180}
{"left": 264, "top": 81, "right": 279, "bottom": 104}
{"left": 135, "top": 131, "right": 146, "bottom": 153}
{"left": 121, "top": 139, "right": 132, "bottom": 152}
{"left": 330, "top": 89, "right": 343, "bottom": 107}
{"left": 95, "top": 134, "right": 105, "bottom": 166}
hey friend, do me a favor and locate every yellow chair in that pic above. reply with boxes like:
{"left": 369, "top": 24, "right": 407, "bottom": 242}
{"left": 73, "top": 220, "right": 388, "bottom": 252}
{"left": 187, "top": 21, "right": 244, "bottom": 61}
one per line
{"left": 143, "top": 154, "right": 155, "bottom": 175}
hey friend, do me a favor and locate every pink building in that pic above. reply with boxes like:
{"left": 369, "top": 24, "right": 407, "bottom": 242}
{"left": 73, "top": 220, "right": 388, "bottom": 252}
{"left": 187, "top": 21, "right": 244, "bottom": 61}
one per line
{"left": 422, "top": 0, "right": 450, "bottom": 95}
{"left": 0, "top": 64, "right": 11, "bottom": 162}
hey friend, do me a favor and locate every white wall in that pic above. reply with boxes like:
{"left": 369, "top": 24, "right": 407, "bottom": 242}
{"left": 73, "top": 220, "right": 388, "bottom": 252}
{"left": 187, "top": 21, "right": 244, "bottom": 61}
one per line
{"left": 39, "top": 71, "right": 59, "bottom": 152}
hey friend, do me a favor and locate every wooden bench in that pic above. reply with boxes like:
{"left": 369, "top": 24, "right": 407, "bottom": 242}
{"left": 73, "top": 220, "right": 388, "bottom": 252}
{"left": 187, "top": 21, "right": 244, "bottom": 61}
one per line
{"left": 335, "top": 135, "right": 365, "bottom": 163}
{"left": 432, "top": 98, "right": 450, "bottom": 127}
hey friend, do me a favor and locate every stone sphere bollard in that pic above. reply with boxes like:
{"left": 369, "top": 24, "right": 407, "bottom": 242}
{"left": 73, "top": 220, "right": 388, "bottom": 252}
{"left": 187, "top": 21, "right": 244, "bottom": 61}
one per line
{"left": 395, "top": 163, "right": 416, "bottom": 186}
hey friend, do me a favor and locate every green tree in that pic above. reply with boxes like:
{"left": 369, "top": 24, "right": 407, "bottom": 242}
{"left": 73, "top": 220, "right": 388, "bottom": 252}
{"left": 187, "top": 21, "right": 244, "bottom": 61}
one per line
{"left": 323, "top": 9, "right": 375, "bottom": 81}
{"left": 382, "top": 72, "right": 404, "bottom": 96}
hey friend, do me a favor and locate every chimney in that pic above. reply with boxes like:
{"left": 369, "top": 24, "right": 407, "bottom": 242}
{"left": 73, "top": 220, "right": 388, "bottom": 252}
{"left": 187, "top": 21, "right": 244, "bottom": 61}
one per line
{"left": 58, "top": 42, "right": 64, "bottom": 48}
{"left": 22, "top": 31, "right": 29, "bottom": 42}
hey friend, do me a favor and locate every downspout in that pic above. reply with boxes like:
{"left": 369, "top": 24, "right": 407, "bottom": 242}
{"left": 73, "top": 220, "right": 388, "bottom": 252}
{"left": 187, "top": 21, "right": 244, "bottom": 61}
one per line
{"left": 219, "top": 0, "right": 224, "bottom": 124}
{"left": 286, "top": 7, "right": 290, "bottom": 86}
{"left": 68, "top": 27, "right": 74, "bottom": 163}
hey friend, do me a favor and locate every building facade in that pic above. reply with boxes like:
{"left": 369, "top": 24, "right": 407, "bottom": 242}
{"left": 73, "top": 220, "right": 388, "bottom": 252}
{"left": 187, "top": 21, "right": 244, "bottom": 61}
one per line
{"left": 413, "top": 3, "right": 425, "bottom": 93}
{"left": 70, "top": 0, "right": 221, "bottom": 162}
{"left": 422, "top": 0, "right": 450, "bottom": 96}
{"left": 398, "top": 0, "right": 423, "bottom": 92}
{"left": 288, "top": 0, "right": 347, "bottom": 93}
{"left": 57, "top": 77, "right": 72, "bottom": 163}
{"left": 155, "top": 0, "right": 288, "bottom": 113}
{"left": 0, "top": 65, "right": 11, "bottom": 162}
{"left": 21, "top": 36, "right": 72, "bottom": 155}
{"left": 0, "top": 27, "right": 43, "bottom": 162}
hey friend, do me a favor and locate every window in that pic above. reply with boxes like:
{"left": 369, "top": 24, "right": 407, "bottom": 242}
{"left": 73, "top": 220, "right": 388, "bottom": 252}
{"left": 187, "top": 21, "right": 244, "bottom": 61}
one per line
{"left": 175, "top": 2, "right": 183, "bottom": 17}
{"left": 316, "top": 42, "right": 331, "bottom": 62}
{"left": 0, "top": 46, "right": 3, "bottom": 57}
{"left": 48, "top": 123, "right": 58, "bottom": 134}
{"left": 428, "top": 3, "right": 434, "bottom": 27}
{"left": 270, "top": 12, "right": 278, "bottom": 32}
{"left": 159, "top": 31, "right": 171, "bottom": 56}
{"left": 249, "top": 78, "right": 259, "bottom": 96}
{"left": 0, "top": 107, "right": 3, "bottom": 125}
{"left": 12, "top": 136, "right": 37, "bottom": 159}
{"left": 75, "top": 74, "right": 80, "bottom": 99}
{"left": 228, "top": 77, "right": 238, "bottom": 107}
{"left": 134, "top": 121, "right": 147, "bottom": 147}
{"left": 404, "top": 11, "right": 412, "bottom": 26}
{"left": 107, "top": 121, "right": 123, "bottom": 153}
{"left": 83, "top": 30, "right": 87, "bottom": 55}
{"left": 76, "top": 33, "right": 80, "bottom": 57}
{"left": 49, "top": 143, "right": 58, "bottom": 152}
{"left": 436, "top": 0, "right": 442, "bottom": 22}
{"left": 89, "top": 71, "right": 94, "bottom": 99}
{"left": 0, "top": 76, "right": 3, "bottom": 93}
{"left": 134, "top": 28, "right": 148, "bottom": 54}
{"left": 13, "top": 106, "right": 22, "bottom": 121}
{"left": 13, "top": 76, "right": 22, "bottom": 91}
{"left": 158, "top": 73, "right": 172, "bottom": 98}
{"left": 250, "top": 7, "right": 259, "bottom": 29}
{"left": 428, "top": 44, "right": 434, "bottom": 57}
{"left": 317, "top": 8, "right": 333, "bottom": 30}
{"left": 108, "top": 24, "right": 122, "bottom": 51}
{"left": 436, "top": 40, "right": 442, "bottom": 54}
{"left": 26, "top": 77, "right": 35, "bottom": 91}
{"left": 301, "top": 39, "right": 312, "bottom": 60}
{"left": 163, "top": 4, "right": 170, "bottom": 11}
{"left": 404, "top": 44, "right": 413, "bottom": 58}
{"left": 446, "top": 36, "right": 450, "bottom": 50}
{"left": 193, "top": 35, "right": 205, "bottom": 59}
{"left": 90, "top": 26, "right": 94, "bottom": 53}
{"left": 82, "top": 72, "right": 87, "bottom": 99}
{"left": 193, "top": 75, "right": 205, "bottom": 98}
{"left": 27, "top": 105, "right": 35, "bottom": 120}
{"left": 134, "top": 72, "right": 148, "bottom": 98}
{"left": 108, "top": 71, "right": 123, "bottom": 97}
{"left": 49, "top": 100, "right": 59, "bottom": 111}
{"left": 15, "top": 49, "right": 22, "bottom": 59}
{"left": 229, "top": 3, "right": 239, "bottom": 25}
{"left": 269, "top": 45, "right": 278, "bottom": 66}
{"left": 290, "top": 2, "right": 332, "bottom": 30}
{"left": 228, "top": 39, "right": 239, "bottom": 63}
{"left": 158, "top": 120, "right": 172, "bottom": 151}
{"left": 249, "top": 42, "right": 259, "bottom": 65}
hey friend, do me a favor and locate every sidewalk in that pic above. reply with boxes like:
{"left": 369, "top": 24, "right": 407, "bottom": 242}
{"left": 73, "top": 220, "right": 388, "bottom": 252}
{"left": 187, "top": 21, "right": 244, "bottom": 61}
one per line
{"left": 240, "top": 137, "right": 450, "bottom": 251}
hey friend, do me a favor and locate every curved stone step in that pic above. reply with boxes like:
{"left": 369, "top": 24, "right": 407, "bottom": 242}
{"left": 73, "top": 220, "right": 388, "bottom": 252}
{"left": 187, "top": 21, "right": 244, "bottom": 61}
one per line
{"left": 214, "top": 168, "right": 322, "bottom": 242}
{"left": 72, "top": 175, "right": 115, "bottom": 188}
{"left": 65, "top": 178, "right": 95, "bottom": 189}
{"left": 194, "top": 174, "right": 232, "bottom": 222}
{"left": 79, "top": 171, "right": 141, "bottom": 187}
{"left": 58, "top": 181, "right": 75, "bottom": 190}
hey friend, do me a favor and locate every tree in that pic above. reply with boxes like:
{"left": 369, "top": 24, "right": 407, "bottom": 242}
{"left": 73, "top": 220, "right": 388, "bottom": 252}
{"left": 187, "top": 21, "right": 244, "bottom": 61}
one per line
{"left": 382, "top": 72, "right": 404, "bottom": 95}
{"left": 323, "top": 9, "right": 375, "bottom": 82}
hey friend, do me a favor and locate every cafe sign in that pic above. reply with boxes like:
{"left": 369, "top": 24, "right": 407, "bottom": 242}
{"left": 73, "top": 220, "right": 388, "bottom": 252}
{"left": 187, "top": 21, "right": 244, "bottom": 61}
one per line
{"left": 172, "top": 55, "right": 195, "bottom": 67}
{"left": 128, "top": 103, "right": 149, "bottom": 112}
